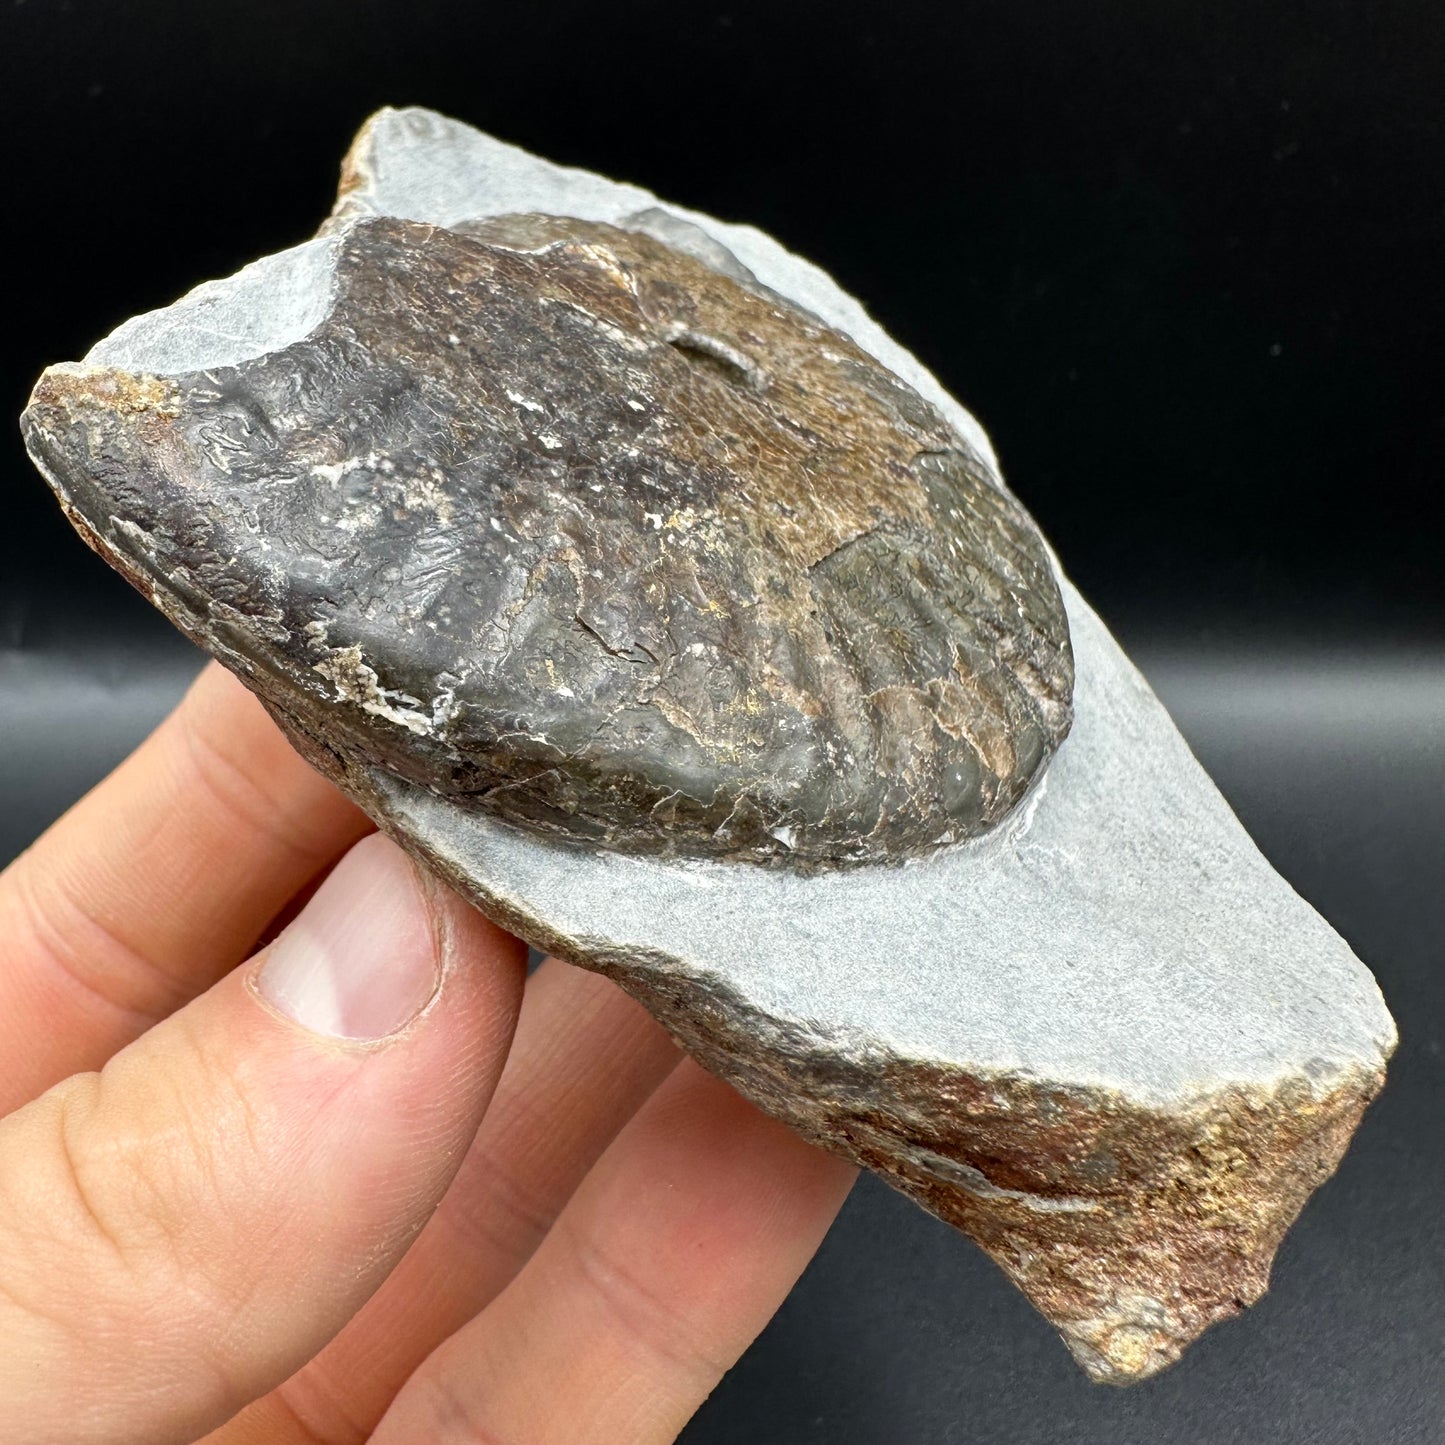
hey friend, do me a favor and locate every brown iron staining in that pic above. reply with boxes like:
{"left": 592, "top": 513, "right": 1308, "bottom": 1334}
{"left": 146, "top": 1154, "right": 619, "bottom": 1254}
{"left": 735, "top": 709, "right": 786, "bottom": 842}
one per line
{"left": 24, "top": 214, "right": 1072, "bottom": 869}
{"left": 554, "top": 938, "right": 1386, "bottom": 1384}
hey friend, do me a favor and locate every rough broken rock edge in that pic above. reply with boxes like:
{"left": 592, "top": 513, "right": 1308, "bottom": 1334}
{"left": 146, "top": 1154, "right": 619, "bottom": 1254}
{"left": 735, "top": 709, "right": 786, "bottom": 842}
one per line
{"left": 20, "top": 107, "right": 1396, "bottom": 1384}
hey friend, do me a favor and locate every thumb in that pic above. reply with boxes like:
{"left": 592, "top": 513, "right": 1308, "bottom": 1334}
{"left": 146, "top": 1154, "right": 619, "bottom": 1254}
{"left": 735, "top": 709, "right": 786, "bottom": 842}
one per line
{"left": 0, "top": 833, "right": 526, "bottom": 1445}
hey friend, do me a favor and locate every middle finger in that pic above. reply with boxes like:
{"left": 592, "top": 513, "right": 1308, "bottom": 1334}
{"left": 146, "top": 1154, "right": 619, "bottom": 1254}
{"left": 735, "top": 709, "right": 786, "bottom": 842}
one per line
{"left": 207, "top": 956, "right": 682, "bottom": 1444}
{"left": 0, "top": 664, "right": 369, "bottom": 1113}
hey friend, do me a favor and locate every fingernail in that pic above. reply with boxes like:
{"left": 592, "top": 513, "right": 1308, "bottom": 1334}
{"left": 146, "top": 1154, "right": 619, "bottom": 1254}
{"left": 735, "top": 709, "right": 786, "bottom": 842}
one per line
{"left": 255, "top": 834, "right": 442, "bottom": 1040}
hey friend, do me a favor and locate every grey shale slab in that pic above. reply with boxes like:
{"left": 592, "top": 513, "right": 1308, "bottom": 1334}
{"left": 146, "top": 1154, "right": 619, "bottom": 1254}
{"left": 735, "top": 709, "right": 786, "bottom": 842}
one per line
{"left": 21, "top": 108, "right": 1395, "bottom": 1383}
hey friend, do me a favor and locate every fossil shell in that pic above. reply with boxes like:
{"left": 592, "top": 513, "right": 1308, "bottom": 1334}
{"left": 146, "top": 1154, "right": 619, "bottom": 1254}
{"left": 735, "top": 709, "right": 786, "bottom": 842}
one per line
{"left": 23, "top": 212, "right": 1072, "bottom": 870}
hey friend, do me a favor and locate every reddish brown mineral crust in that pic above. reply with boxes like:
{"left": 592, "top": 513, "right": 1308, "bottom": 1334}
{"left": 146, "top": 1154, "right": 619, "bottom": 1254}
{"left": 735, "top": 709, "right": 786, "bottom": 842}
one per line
{"left": 843, "top": 1069, "right": 1380, "bottom": 1379}
{"left": 448, "top": 897, "right": 1384, "bottom": 1384}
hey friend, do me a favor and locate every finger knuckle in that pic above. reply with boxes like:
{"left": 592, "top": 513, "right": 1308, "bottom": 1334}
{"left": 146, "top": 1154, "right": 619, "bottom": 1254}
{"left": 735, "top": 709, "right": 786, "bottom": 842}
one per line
{"left": 441, "top": 1141, "right": 555, "bottom": 1277}
{"left": 562, "top": 1213, "right": 730, "bottom": 1385}
{"left": 33, "top": 1063, "right": 264, "bottom": 1406}
{"left": 3, "top": 848, "right": 187, "bottom": 1027}
{"left": 400, "top": 1371, "right": 518, "bottom": 1445}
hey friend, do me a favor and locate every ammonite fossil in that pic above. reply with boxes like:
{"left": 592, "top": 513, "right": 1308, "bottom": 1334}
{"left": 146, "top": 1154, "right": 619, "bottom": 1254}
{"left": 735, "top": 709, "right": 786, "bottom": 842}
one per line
{"left": 25, "top": 211, "right": 1071, "bottom": 872}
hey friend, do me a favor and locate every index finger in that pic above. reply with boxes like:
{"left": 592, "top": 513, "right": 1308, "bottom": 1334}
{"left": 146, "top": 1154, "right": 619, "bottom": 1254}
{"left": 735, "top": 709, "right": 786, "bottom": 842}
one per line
{"left": 0, "top": 662, "right": 369, "bottom": 1113}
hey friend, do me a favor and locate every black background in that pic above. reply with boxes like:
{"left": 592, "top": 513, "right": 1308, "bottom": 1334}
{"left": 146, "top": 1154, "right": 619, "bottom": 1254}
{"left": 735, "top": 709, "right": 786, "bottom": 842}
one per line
{"left": 0, "top": 3, "right": 1441, "bottom": 1442}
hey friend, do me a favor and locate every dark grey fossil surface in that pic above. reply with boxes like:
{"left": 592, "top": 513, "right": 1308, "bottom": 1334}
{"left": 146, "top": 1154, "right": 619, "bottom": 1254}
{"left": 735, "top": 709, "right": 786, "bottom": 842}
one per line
{"left": 23, "top": 213, "right": 1071, "bottom": 872}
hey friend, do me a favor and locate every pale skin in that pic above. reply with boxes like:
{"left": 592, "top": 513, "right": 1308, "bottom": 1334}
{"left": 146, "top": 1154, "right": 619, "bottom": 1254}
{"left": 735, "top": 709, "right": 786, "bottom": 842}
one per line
{"left": 0, "top": 661, "right": 857, "bottom": 1444}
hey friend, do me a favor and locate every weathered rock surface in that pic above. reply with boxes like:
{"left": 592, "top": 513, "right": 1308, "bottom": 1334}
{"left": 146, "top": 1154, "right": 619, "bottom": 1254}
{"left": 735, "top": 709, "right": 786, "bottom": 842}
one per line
{"left": 20, "top": 107, "right": 1395, "bottom": 1383}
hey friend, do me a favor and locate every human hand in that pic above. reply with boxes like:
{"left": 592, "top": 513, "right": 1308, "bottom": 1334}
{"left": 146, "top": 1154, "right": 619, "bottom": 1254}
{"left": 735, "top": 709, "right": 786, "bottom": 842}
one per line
{"left": 0, "top": 662, "right": 856, "bottom": 1444}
